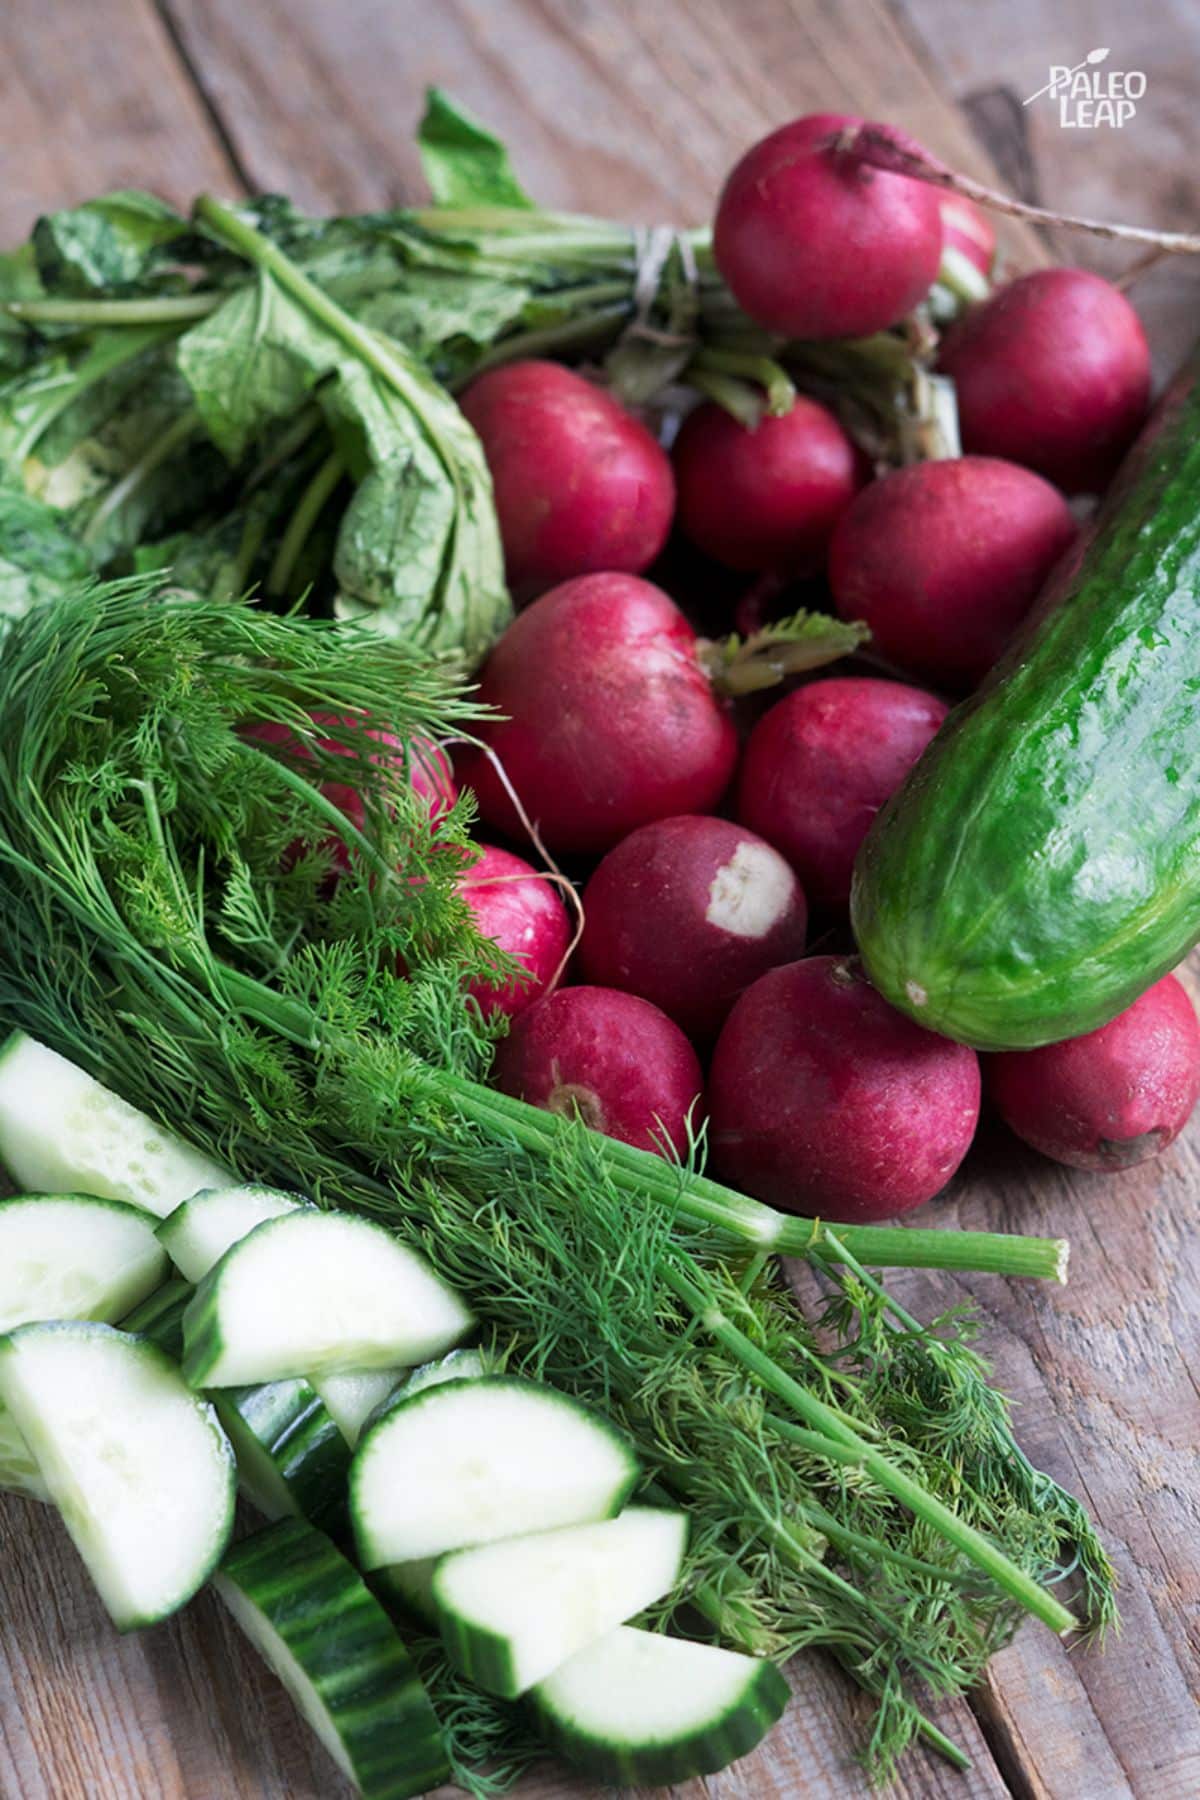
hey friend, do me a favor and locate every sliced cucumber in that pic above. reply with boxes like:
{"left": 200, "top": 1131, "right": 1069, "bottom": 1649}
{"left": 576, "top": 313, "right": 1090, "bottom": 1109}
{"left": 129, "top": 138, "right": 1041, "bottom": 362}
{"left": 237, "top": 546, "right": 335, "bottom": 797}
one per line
{"left": 157, "top": 1184, "right": 305, "bottom": 1283}
{"left": 0, "top": 1192, "right": 168, "bottom": 1332}
{"left": 0, "top": 1321, "right": 235, "bottom": 1628}
{"left": 435, "top": 1507, "right": 688, "bottom": 1698}
{"left": 214, "top": 1381, "right": 349, "bottom": 1529}
{"left": 0, "top": 1193, "right": 169, "bottom": 1503}
{"left": 390, "top": 1346, "right": 490, "bottom": 1404}
{"left": 529, "top": 1625, "right": 791, "bottom": 1785}
{"left": 120, "top": 1278, "right": 192, "bottom": 1358}
{"left": 370, "top": 1557, "right": 440, "bottom": 1631}
{"left": 0, "top": 1405, "right": 47, "bottom": 1502}
{"left": 118, "top": 1281, "right": 349, "bottom": 1529}
{"left": 0, "top": 1033, "right": 228, "bottom": 1217}
{"left": 216, "top": 1518, "right": 449, "bottom": 1800}
{"left": 352, "top": 1377, "right": 639, "bottom": 1569}
{"left": 183, "top": 1211, "right": 472, "bottom": 1389}
{"left": 313, "top": 1369, "right": 402, "bottom": 1448}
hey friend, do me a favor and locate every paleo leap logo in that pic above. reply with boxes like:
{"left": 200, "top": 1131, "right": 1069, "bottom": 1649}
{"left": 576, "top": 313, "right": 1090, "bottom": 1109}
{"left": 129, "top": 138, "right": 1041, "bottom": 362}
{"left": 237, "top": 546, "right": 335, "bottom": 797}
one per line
{"left": 1024, "top": 47, "right": 1146, "bottom": 127}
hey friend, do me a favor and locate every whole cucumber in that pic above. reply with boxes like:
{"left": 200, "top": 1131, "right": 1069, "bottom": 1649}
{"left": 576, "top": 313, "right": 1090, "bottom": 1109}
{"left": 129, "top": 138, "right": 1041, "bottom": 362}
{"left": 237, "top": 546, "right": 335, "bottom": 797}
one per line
{"left": 852, "top": 360, "right": 1200, "bottom": 1049}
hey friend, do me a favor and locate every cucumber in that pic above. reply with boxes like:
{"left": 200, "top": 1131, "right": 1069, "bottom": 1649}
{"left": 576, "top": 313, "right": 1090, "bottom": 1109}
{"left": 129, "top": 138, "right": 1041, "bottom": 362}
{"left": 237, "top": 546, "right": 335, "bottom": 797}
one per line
{"left": 0, "top": 1193, "right": 167, "bottom": 1331}
{"left": 0, "top": 1193, "right": 169, "bottom": 1502}
{"left": 182, "top": 1210, "right": 472, "bottom": 1388}
{"left": 390, "top": 1346, "right": 490, "bottom": 1403}
{"left": 351, "top": 1377, "right": 639, "bottom": 1569}
{"left": 157, "top": 1184, "right": 305, "bottom": 1282}
{"left": 0, "top": 1033, "right": 228, "bottom": 1215}
{"left": 0, "top": 1321, "right": 235, "bottom": 1628}
{"left": 370, "top": 1557, "right": 440, "bottom": 1631}
{"left": 312, "top": 1370, "right": 402, "bottom": 1447}
{"left": 434, "top": 1507, "right": 688, "bottom": 1697}
{"left": 215, "top": 1518, "right": 449, "bottom": 1800}
{"left": 852, "top": 365, "right": 1200, "bottom": 1048}
{"left": 529, "top": 1625, "right": 791, "bottom": 1785}
{"left": 119, "top": 1280, "right": 349, "bottom": 1529}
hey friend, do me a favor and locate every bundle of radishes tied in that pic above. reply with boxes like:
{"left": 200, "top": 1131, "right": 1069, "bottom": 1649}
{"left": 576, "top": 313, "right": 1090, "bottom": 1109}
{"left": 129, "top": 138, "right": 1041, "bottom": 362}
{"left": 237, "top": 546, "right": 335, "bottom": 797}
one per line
{"left": 2, "top": 83, "right": 1193, "bottom": 1800}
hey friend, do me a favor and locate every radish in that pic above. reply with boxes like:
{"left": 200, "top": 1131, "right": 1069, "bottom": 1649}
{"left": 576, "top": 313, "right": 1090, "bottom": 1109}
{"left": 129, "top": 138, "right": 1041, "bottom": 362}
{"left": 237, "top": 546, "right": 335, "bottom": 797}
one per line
{"left": 460, "top": 843, "right": 572, "bottom": 1020}
{"left": 709, "top": 956, "right": 980, "bottom": 1220}
{"left": 243, "top": 714, "right": 456, "bottom": 874}
{"left": 939, "top": 193, "right": 995, "bottom": 278}
{"left": 736, "top": 677, "right": 947, "bottom": 907}
{"left": 458, "top": 361, "right": 675, "bottom": 598}
{"left": 462, "top": 574, "right": 738, "bottom": 856}
{"left": 829, "top": 457, "right": 1076, "bottom": 690}
{"left": 713, "top": 114, "right": 944, "bottom": 341}
{"left": 938, "top": 269, "right": 1151, "bottom": 494}
{"left": 672, "top": 398, "right": 865, "bottom": 573}
{"left": 988, "top": 975, "right": 1200, "bottom": 1171}
{"left": 579, "top": 816, "right": 807, "bottom": 1040}
{"left": 492, "top": 986, "right": 704, "bottom": 1157}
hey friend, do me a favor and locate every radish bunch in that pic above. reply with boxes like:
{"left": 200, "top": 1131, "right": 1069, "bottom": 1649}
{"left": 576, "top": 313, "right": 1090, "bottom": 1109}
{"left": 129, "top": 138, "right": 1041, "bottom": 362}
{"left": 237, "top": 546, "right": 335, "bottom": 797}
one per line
{"left": 301, "top": 108, "right": 1193, "bottom": 1223}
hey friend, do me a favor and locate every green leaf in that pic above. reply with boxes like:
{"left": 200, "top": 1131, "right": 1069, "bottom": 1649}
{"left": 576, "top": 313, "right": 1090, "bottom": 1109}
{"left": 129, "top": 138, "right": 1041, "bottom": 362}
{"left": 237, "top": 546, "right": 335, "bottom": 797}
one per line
{"left": 416, "top": 88, "right": 534, "bottom": 211}
{"left": 176, "top": 273, "right": 333, "bottom": 463}
{"left": 0, "top": 487, "right": 95, "bottom": 626}
{"left": 32, "top": 191, "right": 191, "bottom": 295}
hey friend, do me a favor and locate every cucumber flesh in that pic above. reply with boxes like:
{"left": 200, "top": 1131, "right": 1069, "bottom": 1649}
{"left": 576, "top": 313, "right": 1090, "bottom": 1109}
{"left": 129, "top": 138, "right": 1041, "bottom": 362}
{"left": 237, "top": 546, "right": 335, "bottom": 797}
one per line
{"left": 352, "top": 1377, "right": 639, "bottom": 1568}
{"left": 183, "top": 1210, "right": 473, "bottom": 1388}
{"left": 312, "top": 1369, "right": 402, "bottom": 1447}
{"left": 0, "top": 1193, "right": 167, "bottom": 1333}
{"left": 215, "top": 1517, "right": 450, "bottom": 1800}
{"left": 389, "top": 1346, "right": 490, "bottom": 1404}
{"left": 0, "top": 1193, "right": 169, "bottom": 1503}
{"left": 157, "top": 1185, "right": 305, "bottom": 1283}
{"left": 0, "top": 1321, "right": 235, "bottom": 1628}
{"left": 0, "top": 1033, "right": 228, "bottom": 1217}
{"left": 530, "top": 1625, "right": 791, "bottom": 1785}
{"left": 434, "top": 1506, "right": 688, "bottom": 1698}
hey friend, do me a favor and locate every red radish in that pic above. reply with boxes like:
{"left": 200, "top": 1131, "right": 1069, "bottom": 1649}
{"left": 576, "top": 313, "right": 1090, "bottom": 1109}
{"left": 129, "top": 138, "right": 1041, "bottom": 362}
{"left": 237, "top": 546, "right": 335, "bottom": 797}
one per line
{"left": 579, "top": 816, "right": 807, "bottom": 1040}
{"left": 462, "top": 574, "right": 738, "bottom": 855}
{"left": 672, "top": 398, "right": 865, "bottom": 573}
{"left": 988, "top": 975, "right": 1200, "bottom": 1171}
{"left": 736, "top": 677, "right": 946, "bottom": 907}
{"left": 458, "top": 360, "right": 674, "bottom": 597}
{"left": 938, "top": 269, "right": 1151, "bottom": 494}
{"left": 938, "top": 193, "right": 995, "bottom": 278}
{"left": 713, "top": 113, "right": 943, "bottom": 341}
{"left": 459, "top": 842, "right": 572, "bottom": 1020}
{"left": 493, "top": 986, "right": 705, "bottom": 1157}
{"left": 709, "top": 956, "right": 980, "bottom": 1220}
{"left": 243, "top": 715, "right": 457, "bottom": 872}
{"left": 829, "top": 457, "right": 1076, "bottom": 690}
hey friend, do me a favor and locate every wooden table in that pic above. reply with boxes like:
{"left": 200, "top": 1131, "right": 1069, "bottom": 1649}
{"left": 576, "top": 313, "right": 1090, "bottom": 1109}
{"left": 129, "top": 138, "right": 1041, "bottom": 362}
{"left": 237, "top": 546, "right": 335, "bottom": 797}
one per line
{"left": 2, "top": 4, "right": 1198, "bottom": 1796}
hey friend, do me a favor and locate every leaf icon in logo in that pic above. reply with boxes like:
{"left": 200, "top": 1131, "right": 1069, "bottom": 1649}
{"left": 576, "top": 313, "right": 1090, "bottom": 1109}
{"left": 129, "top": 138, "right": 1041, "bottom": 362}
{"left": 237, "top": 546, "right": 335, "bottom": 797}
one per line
{"left": 1086, "top": 47, "right": 1111, "bottom": 63}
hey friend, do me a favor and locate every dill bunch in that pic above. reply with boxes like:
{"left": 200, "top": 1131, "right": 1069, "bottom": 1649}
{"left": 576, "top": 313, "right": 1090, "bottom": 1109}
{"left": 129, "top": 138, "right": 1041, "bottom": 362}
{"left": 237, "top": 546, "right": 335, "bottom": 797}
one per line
{"left": 0, "top": 581, "right": 1115, "bottom": 1783}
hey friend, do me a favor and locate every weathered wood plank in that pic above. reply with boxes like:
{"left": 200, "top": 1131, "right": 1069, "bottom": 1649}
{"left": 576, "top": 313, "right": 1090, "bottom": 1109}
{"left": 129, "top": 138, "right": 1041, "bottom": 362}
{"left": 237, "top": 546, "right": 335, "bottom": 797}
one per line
{"left": 0, "top": 0, "right": 238, "bottom": 246}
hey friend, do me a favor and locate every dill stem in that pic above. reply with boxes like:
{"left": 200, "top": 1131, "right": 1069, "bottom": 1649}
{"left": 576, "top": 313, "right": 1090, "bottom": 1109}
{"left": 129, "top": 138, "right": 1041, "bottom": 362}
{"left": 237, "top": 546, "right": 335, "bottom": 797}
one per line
{"left": 437, "top": 1072, "right": 1068, "bottom": 1281}
{"left": 661, "top": 1253, "right": 1079, "bottom": 1638}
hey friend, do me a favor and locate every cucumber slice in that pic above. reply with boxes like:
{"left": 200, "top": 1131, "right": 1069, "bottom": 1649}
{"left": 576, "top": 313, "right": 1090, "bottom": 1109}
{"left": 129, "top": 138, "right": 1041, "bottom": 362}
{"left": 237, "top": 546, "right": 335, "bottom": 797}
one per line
{"left": 434, "top": 1507, "right": 688, "bottom": 1697}
{"left": 390, "top": 1346, "right": 490, "bottom": 1404}
{"left": 157, "top": 1184, "right": 305, "bottom": 1283}
{"left": 216, "top": 1518, "right": 450, "bottom": 1800}
{"left": 120, "top": 1278, "right": 192, "bottom": 1358}
{"left": 183, "top": 1211, "right": 472, "bottom": 1388}
{"left": 214, "top": 1381, "right": 349, "bottom": 1528}
{"left": 118, "top": 1281, "right": 349, "bottom": 1529}
{"left": 529, "top": 1625, "right": 791, "bottom": 1785}
{"left": 0, "top": 1321, "right": 235, "bottom": 1628}
{"left": 0, "top": 1405, "right": 47, "bottom": 1502}
{"left": 0, "top": 1193, "right": 167, "bottom": 1331}
{"left": 370, "top": 1557, "right": 440, "bottom": 1631}
{"left": 352, "top": 1377, "right": 639, "bottom": 1569}
{"left": 0, "top": 1193, "right": 169, "bottom": 1503}
{"left": 0, "top": 1033, "right": 228, "bottom": 1217}
{"left": 312, "top": 1370, "right": 401, "bottom": 1447}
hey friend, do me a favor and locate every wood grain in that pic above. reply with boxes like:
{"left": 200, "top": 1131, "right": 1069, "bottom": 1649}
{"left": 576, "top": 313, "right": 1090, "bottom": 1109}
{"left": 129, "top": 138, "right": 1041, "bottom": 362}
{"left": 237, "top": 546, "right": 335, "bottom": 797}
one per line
{"left": 1, "top": 2, "right": 1198, "bottom": 1798}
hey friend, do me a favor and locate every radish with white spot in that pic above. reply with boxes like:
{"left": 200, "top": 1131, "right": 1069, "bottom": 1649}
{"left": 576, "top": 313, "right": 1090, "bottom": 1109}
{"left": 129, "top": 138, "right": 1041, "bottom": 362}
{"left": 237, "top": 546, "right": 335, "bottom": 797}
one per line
{"left": 493, "top": 987, "right": 704, "bottom": 1157}
{"left": 460, "top": 843, "right": 572, "bottom": 1020}
{"left": 579, "top": 816, "right": 807, "bottom": 1040}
